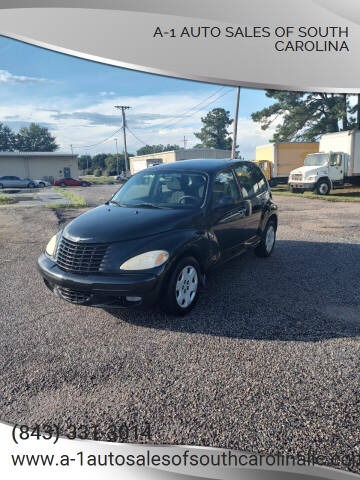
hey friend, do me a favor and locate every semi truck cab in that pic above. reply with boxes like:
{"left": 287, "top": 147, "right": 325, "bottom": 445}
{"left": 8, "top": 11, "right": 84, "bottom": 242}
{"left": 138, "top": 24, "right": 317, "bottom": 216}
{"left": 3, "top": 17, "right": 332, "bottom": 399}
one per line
{"left": 288, "top": 152, "right": 348, "bottom": 195}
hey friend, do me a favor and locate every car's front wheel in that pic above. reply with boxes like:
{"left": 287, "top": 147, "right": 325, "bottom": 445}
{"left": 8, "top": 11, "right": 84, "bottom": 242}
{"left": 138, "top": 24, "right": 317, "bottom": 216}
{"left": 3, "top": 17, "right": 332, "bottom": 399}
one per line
{"left": 255, "top": 220, "right": 277, "bottom": 258}
{"left": 161, "top": 256, "right": 201, "bottom": 316}
{"left": 81, "top": 182, "right": 88, "bottom": 187}
{"left": 39, "top": 182, "right": 45, "bottom": 188}
{"left": 28, "top": 182, "right": 35, "bottom": 188}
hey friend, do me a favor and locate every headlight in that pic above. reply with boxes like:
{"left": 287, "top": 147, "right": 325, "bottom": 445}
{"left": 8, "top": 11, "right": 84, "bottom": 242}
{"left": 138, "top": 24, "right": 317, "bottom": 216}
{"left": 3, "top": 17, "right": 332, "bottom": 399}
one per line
{"left": 307, "top": 176, "right": 316, "bottom": 181}
{"left": 120, "top": 250, "right": 169, "bottom": 270}
{"left": 45, "top": 232, "right": 61, "bottom": 257}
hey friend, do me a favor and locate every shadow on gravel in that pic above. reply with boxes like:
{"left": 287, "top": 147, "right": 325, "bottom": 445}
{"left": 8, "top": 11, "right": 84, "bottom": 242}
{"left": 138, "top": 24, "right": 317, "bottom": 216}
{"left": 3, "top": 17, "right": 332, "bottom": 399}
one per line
{"left": 108, "top": 240, "right": 360, "bottom": 342}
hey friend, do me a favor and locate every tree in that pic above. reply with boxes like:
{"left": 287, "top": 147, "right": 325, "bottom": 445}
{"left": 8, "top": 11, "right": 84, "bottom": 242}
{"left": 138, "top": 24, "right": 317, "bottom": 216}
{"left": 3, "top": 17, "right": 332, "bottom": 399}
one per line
{"left": 136, "top": 144, "right": 180, "bottom": 156}
{"left": 78, "top": 155, "right": 92, "bottom": 171}
{"left": 194, "top": 108, "right": 233, "bottom": 150}
{"left": 0, "top": 123, "right": 16, "bottom": 151}
{"left": 251, "top": 91, "right": 357, "bottom": 142}
{"left": 15, "top": 123, "right": 58, "bottom": 151}
{"left": 104, "top": 154, "right": 125, "bottom": 175}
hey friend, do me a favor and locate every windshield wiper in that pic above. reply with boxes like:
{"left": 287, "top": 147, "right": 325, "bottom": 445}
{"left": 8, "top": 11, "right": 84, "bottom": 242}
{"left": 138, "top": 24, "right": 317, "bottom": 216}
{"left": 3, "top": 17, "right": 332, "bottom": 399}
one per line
{"left": 131, "top": 203, "right": 168, "bottom": 209}
{"left": 109, "top": 199, "right": 125, "bottom": 207}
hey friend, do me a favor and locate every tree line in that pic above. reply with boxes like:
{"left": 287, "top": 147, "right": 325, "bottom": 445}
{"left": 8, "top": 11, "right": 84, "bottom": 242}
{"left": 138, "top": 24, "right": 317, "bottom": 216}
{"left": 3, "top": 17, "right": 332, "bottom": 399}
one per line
{"left": 1, "top": 92, "right": 359, "bottom": 175}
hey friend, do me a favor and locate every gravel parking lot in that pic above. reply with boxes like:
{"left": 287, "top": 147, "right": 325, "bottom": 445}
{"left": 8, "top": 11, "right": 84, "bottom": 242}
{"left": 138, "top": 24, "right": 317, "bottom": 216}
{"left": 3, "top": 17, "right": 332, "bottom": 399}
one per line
{"left": 0, "top": 189, "right": 359, "bottom": 471}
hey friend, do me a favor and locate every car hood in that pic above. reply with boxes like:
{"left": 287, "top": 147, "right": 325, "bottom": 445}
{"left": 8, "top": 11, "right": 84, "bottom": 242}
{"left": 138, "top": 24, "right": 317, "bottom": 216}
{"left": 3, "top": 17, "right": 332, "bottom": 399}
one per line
{"left": 63, "top": 204, "right": 201, "bottom": 243}
{"left": 291, "top": 165, "right": 328, "bottom": 176}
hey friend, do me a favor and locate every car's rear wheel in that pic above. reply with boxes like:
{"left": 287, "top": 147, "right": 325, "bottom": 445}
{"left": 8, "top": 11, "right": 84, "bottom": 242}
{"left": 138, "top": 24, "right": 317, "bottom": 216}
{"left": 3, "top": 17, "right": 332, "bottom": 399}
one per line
{"left": 28, "top": 182, "right": 35, "bottom": 188}
{"left": 161, "top": 256, "right": 201, "bottom": 316}
{"left": 60, "top": 182, "right": 66, "bottom": 187}
{"left": 255, "top": 220, "right": 277, "bottom": 258}
{"left": 81, "top": 182, "right": 88, "bottom": 187}
{"left": 39, "top": 182, "right": 45, "bottom": 188}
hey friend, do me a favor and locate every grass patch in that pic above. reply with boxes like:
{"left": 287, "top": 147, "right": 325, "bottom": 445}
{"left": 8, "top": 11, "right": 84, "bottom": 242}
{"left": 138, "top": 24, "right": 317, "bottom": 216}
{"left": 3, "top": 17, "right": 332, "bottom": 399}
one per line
{"left": 272, "top": 185, "right": 360, "bottom": 202}
{"left": 46, "top": 187, "right": 87, "bottom": 209}
{"left": 82, "top": 175, "right": 122, "bottom": 185}
{"left": 0, "top": 192, "right": 17, "bottom": 204}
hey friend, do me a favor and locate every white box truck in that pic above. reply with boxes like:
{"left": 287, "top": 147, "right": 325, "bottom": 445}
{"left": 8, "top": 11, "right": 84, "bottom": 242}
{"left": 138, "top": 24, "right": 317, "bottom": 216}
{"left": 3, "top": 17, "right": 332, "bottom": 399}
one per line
{"left": 288, "top": 130, "right": 360, "bottom": 195}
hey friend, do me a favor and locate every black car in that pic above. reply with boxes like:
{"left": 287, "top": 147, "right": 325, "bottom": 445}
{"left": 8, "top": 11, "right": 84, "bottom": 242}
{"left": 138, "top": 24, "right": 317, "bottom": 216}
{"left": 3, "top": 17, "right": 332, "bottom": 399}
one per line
{"left": 38, "top": 159, "right": 278, "bottom": 315}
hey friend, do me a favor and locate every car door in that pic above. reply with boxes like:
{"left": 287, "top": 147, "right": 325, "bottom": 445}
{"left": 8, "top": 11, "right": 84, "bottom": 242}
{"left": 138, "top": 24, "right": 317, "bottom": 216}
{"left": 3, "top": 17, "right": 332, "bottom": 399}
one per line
{"left": 234, "top": 163, "right": 269, "bottom": 241}
{"left": 8, "top": 176, "right": 20, "bottom": 188}
{"left": 209, "top": 169, "right": 249, "bottom": 258}
{"left": 329, "top": 153, "right": 344, "bottom": 182}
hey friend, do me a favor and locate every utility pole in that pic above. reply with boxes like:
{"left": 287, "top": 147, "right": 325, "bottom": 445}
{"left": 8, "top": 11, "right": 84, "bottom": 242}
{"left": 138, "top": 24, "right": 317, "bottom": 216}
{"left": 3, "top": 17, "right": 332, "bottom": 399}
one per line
{"left": 70, "top": 144, "right": 74, "bottom": 155}
{"left": 357, "top": 94, "right": 360, "bottom": 129}
{"left": 231, "top": 87, "right": 241, "bottom": 159}
{"left": 115, "top": 105, "right": 130, "bottom": 175}
{"left": 183, "top": 135, "right": 188, "bottom": 149}
{"left": 114, "top": 137, "right": 119, "bottom": 175}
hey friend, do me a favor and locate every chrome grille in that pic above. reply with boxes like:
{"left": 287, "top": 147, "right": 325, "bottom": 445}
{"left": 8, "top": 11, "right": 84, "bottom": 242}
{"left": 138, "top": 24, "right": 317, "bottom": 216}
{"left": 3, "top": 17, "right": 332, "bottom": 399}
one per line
{"left": 291, "top": 173, "right": 303, "bottom": 181}
{"left": 56, "top": 237, "right": 108, "bottom": 274}
{"left": 56, "top": 286, "right": 91, "bottom": 304}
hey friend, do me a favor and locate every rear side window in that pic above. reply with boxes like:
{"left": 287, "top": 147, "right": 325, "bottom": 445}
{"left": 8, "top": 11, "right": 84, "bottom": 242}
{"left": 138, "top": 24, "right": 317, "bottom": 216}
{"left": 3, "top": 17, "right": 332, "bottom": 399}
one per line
{"left": 234, "top": 164, "right": 268, "bottom": 198}
{"left": 212, "top": 170, "right": 240, "bottom": 207}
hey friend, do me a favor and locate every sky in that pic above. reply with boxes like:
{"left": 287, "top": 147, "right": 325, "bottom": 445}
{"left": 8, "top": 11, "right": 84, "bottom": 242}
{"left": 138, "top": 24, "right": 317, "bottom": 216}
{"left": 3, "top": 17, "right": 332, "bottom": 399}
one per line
{"left": 0, "top": 35, "right": 277, "bottom": 160}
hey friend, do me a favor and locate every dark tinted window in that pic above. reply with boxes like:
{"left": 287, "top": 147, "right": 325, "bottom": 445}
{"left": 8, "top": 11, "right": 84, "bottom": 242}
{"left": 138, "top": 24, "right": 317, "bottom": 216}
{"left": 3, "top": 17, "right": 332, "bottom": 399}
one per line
{"left": 234, "top": 163, "right": 268, "bottom": 198}
{"left": 212, "top": 170, "right": 240, "bottom": 207}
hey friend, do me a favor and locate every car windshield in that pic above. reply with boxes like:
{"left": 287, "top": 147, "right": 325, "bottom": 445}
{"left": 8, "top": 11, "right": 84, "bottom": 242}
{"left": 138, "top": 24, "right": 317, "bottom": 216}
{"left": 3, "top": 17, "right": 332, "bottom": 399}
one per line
{"left": 304, "top": 153, "right": 329, "bottom": 166}
{"left": 111, "top": 170, "right": 208, "bottom": 208}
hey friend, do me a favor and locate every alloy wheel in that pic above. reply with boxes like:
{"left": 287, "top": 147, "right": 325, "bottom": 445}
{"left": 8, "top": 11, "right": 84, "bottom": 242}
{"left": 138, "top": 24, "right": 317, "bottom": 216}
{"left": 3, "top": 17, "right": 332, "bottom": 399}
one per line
{"left": 175, "top": 265, "right": 198, "bottom": 308}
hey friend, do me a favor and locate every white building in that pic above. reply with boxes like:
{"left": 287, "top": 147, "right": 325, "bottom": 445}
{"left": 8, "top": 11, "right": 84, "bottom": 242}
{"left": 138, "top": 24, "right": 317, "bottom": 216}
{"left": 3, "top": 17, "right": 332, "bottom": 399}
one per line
{"left": 0, "top": 152, "right": 79, "bottom": 182}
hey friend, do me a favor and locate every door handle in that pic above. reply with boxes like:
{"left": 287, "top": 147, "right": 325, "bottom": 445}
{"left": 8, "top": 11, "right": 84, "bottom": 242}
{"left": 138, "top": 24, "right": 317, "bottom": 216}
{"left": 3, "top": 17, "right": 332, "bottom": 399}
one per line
{"left": 237, "top": 209, "right": 246, "bottom": 217}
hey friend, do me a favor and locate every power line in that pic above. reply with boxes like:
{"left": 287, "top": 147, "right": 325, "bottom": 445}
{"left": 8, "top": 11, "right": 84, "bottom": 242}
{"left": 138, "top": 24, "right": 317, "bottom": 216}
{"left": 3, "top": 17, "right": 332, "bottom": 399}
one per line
{"left": 72, "top": 126, "right": 123, "bottom": 150}
{"left": 152, "top": 86, "right": 227, "bottom": 128}
{"left": 126, "top": 125, "right": 148, "bottom": 146}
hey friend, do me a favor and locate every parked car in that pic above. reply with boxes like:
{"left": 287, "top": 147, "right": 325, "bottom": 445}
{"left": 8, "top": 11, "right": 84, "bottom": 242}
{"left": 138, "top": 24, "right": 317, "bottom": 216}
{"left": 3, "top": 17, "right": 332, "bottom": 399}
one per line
{"left": 54, "top": 177, "right": 91, "bottom": 187}
{"left": 0, "top": 176, "right": 35, "bottom": 188}
{"left": 38, "top": 159, "right": 278, "bottom": 316}
{"left": 24, "top": 178, "right": 51, "bottom": 188}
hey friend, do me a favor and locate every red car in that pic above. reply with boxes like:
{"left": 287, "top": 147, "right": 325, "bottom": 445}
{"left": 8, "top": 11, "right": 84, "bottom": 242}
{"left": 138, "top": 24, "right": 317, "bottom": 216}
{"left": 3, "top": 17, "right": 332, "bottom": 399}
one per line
{"left": 54, "top": 177, "right": 91, "bottom": 187}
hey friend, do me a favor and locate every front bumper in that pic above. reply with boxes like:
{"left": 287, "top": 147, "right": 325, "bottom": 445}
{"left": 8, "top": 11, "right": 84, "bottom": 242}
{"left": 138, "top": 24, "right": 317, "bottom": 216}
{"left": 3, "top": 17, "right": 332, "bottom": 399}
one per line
{"left": 37, "top": 254, "right": 164, "bottom": 309}
{"left": 288, "top": 181, "right": 315, "bottom": 191}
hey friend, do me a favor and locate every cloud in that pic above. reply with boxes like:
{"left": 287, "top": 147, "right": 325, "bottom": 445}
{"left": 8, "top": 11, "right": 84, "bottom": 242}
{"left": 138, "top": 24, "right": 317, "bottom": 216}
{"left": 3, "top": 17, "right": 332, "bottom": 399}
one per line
{"left": 51, "top": 110, "right": 181, "bottom": 127}
{"left": 0, "top": 90, "right": 275, "bottom": 158}
{"left": 99, "top": 91, "right": 115, "bottom": 96}
{"left": 4, "top": 120, "right": 56, "bottom": 131}
{"left": 0, "top": 69, "right": 48, "bottom": 85}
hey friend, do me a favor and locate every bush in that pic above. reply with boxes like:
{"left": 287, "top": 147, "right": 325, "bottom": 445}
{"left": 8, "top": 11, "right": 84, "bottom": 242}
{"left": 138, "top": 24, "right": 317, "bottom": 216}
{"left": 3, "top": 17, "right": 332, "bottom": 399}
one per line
{"left": 94, "top": 168, "right": 102, "bottom": 177}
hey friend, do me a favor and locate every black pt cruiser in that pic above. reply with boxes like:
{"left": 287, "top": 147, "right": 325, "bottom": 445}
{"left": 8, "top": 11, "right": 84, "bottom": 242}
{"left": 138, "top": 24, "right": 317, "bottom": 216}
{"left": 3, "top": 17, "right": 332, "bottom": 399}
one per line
{"left": 38, "top": 159, "right": 278, "bottom": 315}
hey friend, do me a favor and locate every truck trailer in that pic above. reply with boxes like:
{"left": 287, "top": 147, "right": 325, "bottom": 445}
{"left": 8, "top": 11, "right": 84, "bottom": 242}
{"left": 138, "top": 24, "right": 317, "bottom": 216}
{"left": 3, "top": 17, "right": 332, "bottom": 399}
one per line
{"left": 254, "top": 142, "right": 319, "bottom": 186}
{"left": 288, "top": 130, "right": 360, "bottom": 195}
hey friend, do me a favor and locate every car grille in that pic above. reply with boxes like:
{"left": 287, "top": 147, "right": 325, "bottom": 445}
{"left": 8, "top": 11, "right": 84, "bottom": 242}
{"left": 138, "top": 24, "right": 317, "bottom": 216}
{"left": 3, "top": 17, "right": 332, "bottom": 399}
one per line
{"left": 56, "top": 286, "right": 91, "bottom": 304}
{"left": 56, "top": 237, "right": 108, "bottom": 274}
{"left": 291, "top": 173, "right": 303, "bottom": 181}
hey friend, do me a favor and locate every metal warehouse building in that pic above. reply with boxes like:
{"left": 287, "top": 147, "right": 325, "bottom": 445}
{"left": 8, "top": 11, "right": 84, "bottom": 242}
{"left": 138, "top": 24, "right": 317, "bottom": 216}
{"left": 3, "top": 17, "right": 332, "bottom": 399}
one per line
{"left": 130, "top": 148, "right": 231, "bottom": 174}
{"left": 0, "top": 152, "right": 79, "bottom": 183}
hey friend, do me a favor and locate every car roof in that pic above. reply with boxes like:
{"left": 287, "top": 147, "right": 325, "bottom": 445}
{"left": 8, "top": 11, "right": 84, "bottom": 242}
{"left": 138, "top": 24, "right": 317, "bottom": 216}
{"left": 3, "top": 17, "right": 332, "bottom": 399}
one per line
{"left": 145, "top": 158, "right": 250, "bottom": 173}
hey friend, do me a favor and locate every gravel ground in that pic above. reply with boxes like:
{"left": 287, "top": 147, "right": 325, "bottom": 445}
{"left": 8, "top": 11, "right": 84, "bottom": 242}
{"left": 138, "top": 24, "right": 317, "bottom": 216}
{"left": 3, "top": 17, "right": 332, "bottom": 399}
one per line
{"left": 0, "top": 192, "right": 359, "bottom": 471}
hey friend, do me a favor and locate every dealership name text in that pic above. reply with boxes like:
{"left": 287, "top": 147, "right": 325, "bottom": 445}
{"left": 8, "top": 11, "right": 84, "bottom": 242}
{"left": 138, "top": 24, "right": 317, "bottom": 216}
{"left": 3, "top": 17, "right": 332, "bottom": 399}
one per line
{"left": 153, "top": 26, "right": 350, "bottom": 52}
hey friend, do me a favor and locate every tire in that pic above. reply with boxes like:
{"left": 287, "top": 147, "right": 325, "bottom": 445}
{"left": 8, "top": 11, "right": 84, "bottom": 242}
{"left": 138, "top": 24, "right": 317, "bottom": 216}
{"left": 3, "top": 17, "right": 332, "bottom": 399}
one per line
{"left": 0, "top": 184, "right": 3, "bottom": 189}
{"left": 255, "top": 220, "right": 277, "bottom": 258}
{"left": 161, "top": 256, "right": 201, "bottom": 316}
{"left": 60, "top": 182, "right": 66, "bottom": 187}
{"left": 81, "top": 182, "right": 88, "bottom": 187}
{"left": 316, "top": 179, "right": 331, "bottom": 195}
{"left": 28, "top": 182, "right": 35, "bottom": 189}
{"left": 39, "top": 182, "right": 45, "bottom": 188}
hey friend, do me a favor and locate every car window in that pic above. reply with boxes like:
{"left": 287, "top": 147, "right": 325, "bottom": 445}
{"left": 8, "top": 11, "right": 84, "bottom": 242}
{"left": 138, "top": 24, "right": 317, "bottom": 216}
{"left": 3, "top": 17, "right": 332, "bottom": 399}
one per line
{"left": 235, "top": 163, "right": 268, "bottom": 198}
{"left": 212, "top": 170, "right": 240, "bottom": 207}
{"left": 112, "top": 171, "right": 207, "bottom": 208}
{"left": 330, "top": 153, "right": 342, "bottom": 166}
